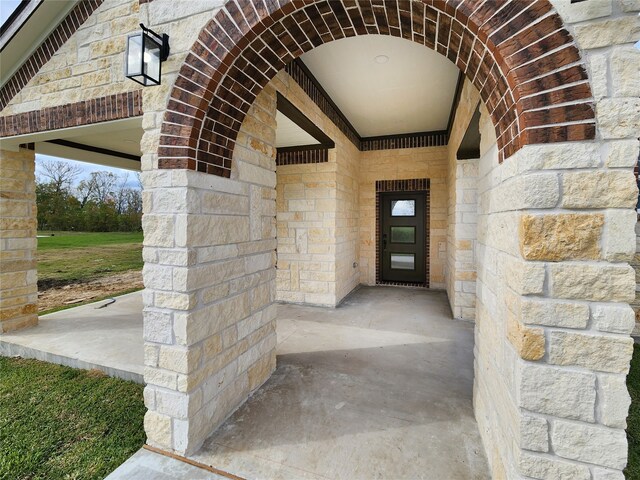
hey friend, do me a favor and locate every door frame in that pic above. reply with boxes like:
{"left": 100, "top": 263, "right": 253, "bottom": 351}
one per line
{"left": 375, "top": 178, "right": 430, "bottom": 287}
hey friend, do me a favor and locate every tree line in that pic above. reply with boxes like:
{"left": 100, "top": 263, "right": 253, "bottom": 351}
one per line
{"left": 36, "top": 159, "right": 142, "bottom": 232}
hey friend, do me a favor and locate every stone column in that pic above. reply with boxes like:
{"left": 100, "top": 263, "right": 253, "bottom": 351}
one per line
{"left": 474, "top": 4, "right": 640, "bottom": 477}
{"left": 141, "top": 85, "right": 278, "bottom": 455}
{"left": 0, "top": 147, "right": 38, "bottom": 333}
{"left": 475, "top": 108, "right": 639, "bottom": 479}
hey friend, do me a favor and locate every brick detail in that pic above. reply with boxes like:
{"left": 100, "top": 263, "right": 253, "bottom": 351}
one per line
{"left": 361, "top": 132, "right": 448, "bottom": 151}
{"left": 0, "top": 91, "right": 143, "bottom": 137}
{"left": 375, "top": 178, "right": 430, "bottom": 288}
{"left": 276, "top": 148, "right": 328, "bottom": 166}
{"left": 0, "top": 0, "right": 104, "bottom": 111}
{"left": 159, "top": 0, "right": 596, "bottom": 177}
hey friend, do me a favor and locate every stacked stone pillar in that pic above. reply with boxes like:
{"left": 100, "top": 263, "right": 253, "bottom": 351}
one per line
{"left": 473, "top": 3, "right": 640, "bottom": 477}
{"left": 141, "top": 85, "right": 278, "bottom": 455}
{"left": 0, "top": 147, "right": 38, "bottom": 333}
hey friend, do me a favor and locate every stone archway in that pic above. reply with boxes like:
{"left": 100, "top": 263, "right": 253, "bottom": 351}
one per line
{"left": 157, "top": 0, "right": 595, "bottom": 177}
{"left": 141, "top": 2, "right": 639, "bottom": 478}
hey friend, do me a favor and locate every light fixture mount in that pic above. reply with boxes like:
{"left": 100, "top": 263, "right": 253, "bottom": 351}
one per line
{"left": 125, "top": 23, "right": 170, "bottom": 86}
{"left": 374, "top": 55, "right": 389, "bottom": 64}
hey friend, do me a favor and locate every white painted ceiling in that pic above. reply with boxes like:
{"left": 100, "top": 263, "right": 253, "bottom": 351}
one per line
{"left": 300, "top": 34, "right": 460, "bottom": 138}
{"left": 275, "top": 111, "right": 319, "bottom": 148}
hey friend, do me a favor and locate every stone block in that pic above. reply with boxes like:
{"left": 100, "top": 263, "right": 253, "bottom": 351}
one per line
{"left": 604, "top": 209, "right": 637, "bottom": 262}
{"left": 504, "top": 258, "right": 545, "bottom": 296}
{"left": 507, "top": 314, "right": 545, "bottom": 360}
{"left": 519, "top": 415, "right": 549, "bottom": 453}
{"left": 588, "top": 53, "right": 609, "bottom": 101}
{"left": 143, "top": 309, "right": 174, "bottom": 344}
{"left": 562, "top": 170, "right": 637, "bottom": 208}
{"left": 519, "top": 364, "right": 596, "bottom": 422}
{"left": 592, "top": 304, "right": 635, "bottom": 334}
{"left": 518, "top": 451, "right": 590, "bottom": 480}
{"left": 598, "top": 373, "right": 632, "bottom": 428}
{"left": 574, "top": 16, "right": 640, "bottom": 49}
{"left": 597, "top": 98, "right": 640, "bottom": 139}
{"left": 519, "top": 213, "right": 603, "bottom": 261}
{"left": 551, "top": 0, "right": 611, "bottom": 23}
{"left": 552, "top": 420, "right": 627, "bottom": 469}
{"left": 517, "top": 142, "right": 602, "bottom": 171}
{"left": 548, "top": 331, "right": 633, "bottom": 373}
{"left": 144, "top": 410, "right": 172, "bottom": 450}
{"left": 158, "top": 346, "right": 202, "bottom": 375}
{"left": 605, "top": 139, "right": 640, "bottom": 167}
{"left": 549, "top": 263, "right": 635, "bottom": 302}
{"left": 520, "top": 298, "right": 589, "bottom": 328}
{"left": 592, "top": 468, "right": 625, "bottom": 480}
{"left": 611, "top": 46, "right": 640, "bottom": 97}
{"left": 142, "top": 215, "right": 175, "bottom": 247}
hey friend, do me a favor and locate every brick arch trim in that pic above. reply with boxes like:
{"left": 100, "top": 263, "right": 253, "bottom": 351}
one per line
{"left": 158, "top": 0, "right": 595, "bottom": 177}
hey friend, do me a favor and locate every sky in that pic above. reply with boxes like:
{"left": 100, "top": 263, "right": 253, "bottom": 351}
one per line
{"left": 0, "top": 0, "right": 22, "bottom": 26}
{"left": 35, "top": 154, "right": 141, "bottom": 190}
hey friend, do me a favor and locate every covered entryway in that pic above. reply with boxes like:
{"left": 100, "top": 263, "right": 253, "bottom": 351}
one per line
{"left": 1, "top": 1, "right": 638, "bottom": 478}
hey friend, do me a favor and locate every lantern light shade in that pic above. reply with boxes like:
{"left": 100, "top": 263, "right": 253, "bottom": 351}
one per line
{"left": 125, "top": 24, "right": 169, "bottom": 86}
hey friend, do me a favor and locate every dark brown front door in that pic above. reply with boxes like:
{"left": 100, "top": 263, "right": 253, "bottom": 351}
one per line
{"left": 381, "top": 191, "right": 426, "bottom": 283}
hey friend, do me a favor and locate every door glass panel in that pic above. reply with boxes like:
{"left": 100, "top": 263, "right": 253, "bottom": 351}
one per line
{"left": 391, "top": 200, "right": 415, "bottom": 216}
{"left": 390, "top": 253, "right": 415, "bottom": 270}
{"left": 391, "top": 226, "right": 415, "bottom": 243}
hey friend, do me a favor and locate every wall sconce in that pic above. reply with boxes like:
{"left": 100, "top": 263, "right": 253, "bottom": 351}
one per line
{"left": 125, "top": 23, "right": 170, "bottom": 86}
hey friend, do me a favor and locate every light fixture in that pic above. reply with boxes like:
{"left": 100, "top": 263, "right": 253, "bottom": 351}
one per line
{"left": 125, "top": 23, "right": 170, "bottom": 86}
{"left": 374, "top": 54, "right": 389, "bottom": 64}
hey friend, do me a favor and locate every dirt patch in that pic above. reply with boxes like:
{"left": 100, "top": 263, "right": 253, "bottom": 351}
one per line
{"left": 38, "top": 270, "right": 143, "bottom": 313}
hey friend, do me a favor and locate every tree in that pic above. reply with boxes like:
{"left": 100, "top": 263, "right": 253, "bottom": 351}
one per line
{"left": 76, "top": 171, "right": 119, "bottom": 207}
{"left": 38, "top": 159, "right": 82, "bottom": 194}
{"left": 36, "top": 158, "right": 142, "bottom": 232}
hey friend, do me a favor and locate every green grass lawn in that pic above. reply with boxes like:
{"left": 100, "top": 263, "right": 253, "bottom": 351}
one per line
{"left": 627, "top": 344, "right": 640, "bottom": 479}
{"left": 37, "top": 231, "right": 143, "bottom": 289}
{"left": 0, "top": 357, "right": 145, "bottom": 480}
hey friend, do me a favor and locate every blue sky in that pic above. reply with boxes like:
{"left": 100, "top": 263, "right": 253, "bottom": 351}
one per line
{"left": 1, "top": 0, "right": 22, "bottom": 25}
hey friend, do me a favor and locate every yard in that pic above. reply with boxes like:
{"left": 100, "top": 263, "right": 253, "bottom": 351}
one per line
{"left": 0, "top": 357, "right": 145, "bottom": 480}
{"left": 626, "top": 344, "right": 640, "bottom": 479}
{"left": 37, "top": 231, "right": 143, "bottom": 313}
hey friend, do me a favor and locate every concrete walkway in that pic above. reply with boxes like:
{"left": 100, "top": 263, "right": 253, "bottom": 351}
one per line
{"left": 105, "top": 448, "right": 229, "bottom": 480}
{"left": 0, "top": 292, "right": 143, "bottom": 382}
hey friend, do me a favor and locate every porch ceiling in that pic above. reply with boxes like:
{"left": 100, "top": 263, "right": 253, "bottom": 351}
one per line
{"left": 300, "top": 34, "right": 460, "bottom": 138}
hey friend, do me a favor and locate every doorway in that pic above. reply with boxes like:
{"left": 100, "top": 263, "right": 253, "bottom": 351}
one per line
{"left": 375, "top": 179, "right": 430, "bottom": 287}
{"left": 380, "top": 191, "right": 427, "bottom": 283}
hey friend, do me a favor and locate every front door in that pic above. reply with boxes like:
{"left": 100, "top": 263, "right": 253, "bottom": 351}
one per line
{"left": 381, "top": 191, "right": 426, "bottom": 283}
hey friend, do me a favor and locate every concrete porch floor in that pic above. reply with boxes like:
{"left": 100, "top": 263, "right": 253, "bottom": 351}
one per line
{"left": 0, "top": 291, "right": 143, "bottom": 382}
{"left": 1, "top": 286, "right": 489, "bottom": 479}
{"left": 190, "top": 286, "right": 489, "bottom": 479}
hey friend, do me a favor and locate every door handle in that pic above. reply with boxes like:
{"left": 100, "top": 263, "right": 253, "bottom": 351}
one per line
{"left": 382, "top": 233, "right": 387, "bottom": 250}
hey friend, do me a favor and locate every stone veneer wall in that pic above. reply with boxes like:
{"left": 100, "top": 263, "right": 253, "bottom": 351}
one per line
{"left": 446, "top": 79, "right": 481, "bottom": 321}
{"left": 272, "top": 71, "right": 360, "bottom": 307}
{"left": 359, "top": 146, "right": 448, "bottom": 288}
{"left": 473, "top": 0, "right": 640, "bottom": 472}
{"left": 140, "top": 82, "right": 278, "bottom": 454}
{"left": 0, "top": 0, "right": 637, "bottom": 474}
{"left": 0, "top": 0, "right": 141, "bottom": 117}
{"left": 0, "top": 147, "right": 38, "bottom": 333}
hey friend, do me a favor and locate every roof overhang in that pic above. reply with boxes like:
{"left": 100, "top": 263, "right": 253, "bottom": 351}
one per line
{"left": 0, "top": 0, "right": 77, "bottom": 87}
